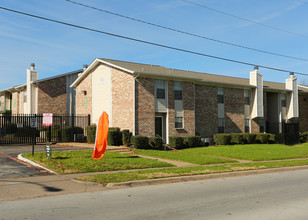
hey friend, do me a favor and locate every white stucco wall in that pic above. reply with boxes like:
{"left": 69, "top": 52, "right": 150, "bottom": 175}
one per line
{"left": 92, "top": 65, "right": 112, "bottom": 125}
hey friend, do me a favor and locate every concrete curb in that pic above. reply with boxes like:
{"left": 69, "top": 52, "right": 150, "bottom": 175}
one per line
{"left": 17, "top": 154, "right": 58, "bottom": 174}
{"left": 105, "top": 165, "right": 308, "bottom": 188}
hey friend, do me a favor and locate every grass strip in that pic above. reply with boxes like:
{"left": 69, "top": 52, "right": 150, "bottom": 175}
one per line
{"left": 22, "top": 150, "right": 174, "bottom": 174}
{"left": 77, "top": 159, "right": 308, "bottom": 184}
{"left": 134, "top": 149, "right": 237, "bottom": 164}
{"left": 184, "top": 143, "right": 308, "bottom": 161}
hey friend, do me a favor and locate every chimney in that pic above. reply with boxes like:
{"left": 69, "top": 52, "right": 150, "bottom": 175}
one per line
{"left": 26, "top": 63, "right": 38, "bottom": 114}
{"left": 250, "top": 67, "right": 263, "bottom": 119}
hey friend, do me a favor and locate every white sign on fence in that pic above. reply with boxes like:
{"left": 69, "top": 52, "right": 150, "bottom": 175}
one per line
{"left": 43, "top": 113, "right": 53, "bottom": 126}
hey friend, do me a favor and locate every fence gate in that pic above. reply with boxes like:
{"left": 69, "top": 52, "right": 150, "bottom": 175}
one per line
{"left": 0, "top": 114, "right": 90, "bottom": 145}
{"left": 282, "top": 122, "right": 299, "bottom": 145}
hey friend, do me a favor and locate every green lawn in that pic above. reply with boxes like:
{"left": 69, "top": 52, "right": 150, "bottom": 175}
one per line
{"left": 134, "top": 149, "right": 237, "bottom": 164}
{"left": 22, "top": 150, "right": 174, "bottom": 174}
{"left": 183, "top": 143, "right": 308, "bottom": 161}
{"left": 77, "top": 159, "right": 308, "bottom": 184}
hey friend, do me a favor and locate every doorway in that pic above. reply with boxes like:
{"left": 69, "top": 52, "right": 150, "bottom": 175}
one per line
{"left": 155, "top": 114, "right": 166, "bottom": 142}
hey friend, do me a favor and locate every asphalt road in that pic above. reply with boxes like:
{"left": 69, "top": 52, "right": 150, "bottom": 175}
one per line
{"left": 0, "top": 145, "right": 88, "bottom": 178}
{"left": 2, "top": 168, "right": 308, "bottom": 219}
{"left": 0, "top": 145, "right": 46, "bottom": 178}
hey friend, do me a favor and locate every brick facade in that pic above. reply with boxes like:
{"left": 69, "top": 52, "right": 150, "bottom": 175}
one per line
{"left": 299, "top": 93, "right": 308, "bottom": 132}
{"left": 111, "top": 68, "right": 134, "bottom": 133}
{"left": 76, "top": 71, "right": 92, "bottom": 116}
{"left": 224, "top": 87, "right": 245, "bottom": 133}
{"left": 135, "top": 77, "right": 155, "bottom": 137}
{"left": 11, "top": 92, "right": 19, "bottom": 114}
{"left": 195, "top": 84, "right": 218, "bottom": 137}
{"left": 37, "top": 76, "right": 67, "bottom": 115}
{"left": 168, "top": 81, "right": 195, "bottom": 137}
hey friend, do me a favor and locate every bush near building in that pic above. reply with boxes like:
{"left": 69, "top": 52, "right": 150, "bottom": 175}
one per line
{"left": 214, "top": 133, "right": 278, "bottom": 145}
{"left": 300, "top": 132, "right": 308, "bottom": 143}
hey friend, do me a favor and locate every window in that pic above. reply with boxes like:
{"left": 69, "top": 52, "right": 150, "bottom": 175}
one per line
{"left": 244, "top": 90, "right": 250, "bottom": 105}
{"left": 174, "top": 81, "right": 182, "bottom": 100}
{"left": 218, "top": 87, "right": 224, "bottom": 103}
{"left": 245, "top": 119, "right": 250, "bottom": 133}
{"left": 156, "top": 80, "right": 165, "bottom": 99}
{"left": 175, "top": 117, "right": 183, "bottom": 128}
{"left": 281, "top": 93, "right": 286, "bottom": 107}
{"left": 218, "top": 118, "right": 224, "bottom": 133}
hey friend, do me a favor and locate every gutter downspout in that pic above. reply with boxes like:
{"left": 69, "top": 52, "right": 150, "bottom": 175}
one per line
{"left": 133, "top": 72, "right": 140, "bottom": 136}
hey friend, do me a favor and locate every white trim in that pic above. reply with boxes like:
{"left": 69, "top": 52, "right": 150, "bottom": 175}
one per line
{"left": 91, "top": 69, "right": 94, "bottom": 124}
{"left": 71, "top": 58, "right": 135, "bottom": 88}
{"left": 166, "top": 80, "right": 169, "bottom": 144}
{"left": 35, "top": 86, "right": 38, "bottom": 114}
{"left": 33, "top": 69, "right": 82, "bottom": 84}
{"left": 109, "top": 67, "right": 113, "bottom": 127}
{"left": 194, "top": 82, "right": 196, "bottom": 135}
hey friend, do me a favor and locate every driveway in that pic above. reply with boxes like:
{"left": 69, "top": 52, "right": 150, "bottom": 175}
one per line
{"left": 0, "top": 144, "right": 89, "bottom": 179}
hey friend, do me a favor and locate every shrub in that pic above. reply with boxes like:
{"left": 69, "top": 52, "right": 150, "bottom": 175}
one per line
{"left": 268, "top": 134, "right": 277, "bottom": 144}
{"left": 60, "top": 126, "right": 84, "bottom": 142}
{"left": 184, "top": 136, "right": 202, "bottom": 148}
{"left": 213, "top": 134, "right": 231, "bottom": 145}
{"left": 169, "top": 136, "right": 185, "bottom": 149}
{"left": 87, "top": 125, "right": 96, "bottom": 143}
{"left": 275, "top": 133, "right": 283, "bottom": 144}
{"left": 108, "top": 127, "right": 122, "bottom": 146}
{"left": 131, "top": 135, "right": 149, "bottom": 149}
{"left": 243, "top": 133, "right": 256, "bottom": 144}
{"left": 149, "top": 136, "right": 163, "bottom": 150}
{"left": 255, "top": 133, "right": 270, "bottom": 144}
{"left": 122, "top": 129, "right": 132, "bottom": 146}
{"left": 300, "top": 132, "right": 308, "bottom": 143}
{"left": 230, "top": 133, "right": 245, "bottom": 145}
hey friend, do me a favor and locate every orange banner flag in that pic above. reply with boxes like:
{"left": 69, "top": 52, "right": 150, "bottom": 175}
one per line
{"left": 92, "top": 111, "right": 109, "bottom": 159}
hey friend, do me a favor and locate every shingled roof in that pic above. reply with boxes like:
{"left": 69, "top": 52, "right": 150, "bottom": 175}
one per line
{"left": 95, "top": 58, "right": 308, "bottom": 93}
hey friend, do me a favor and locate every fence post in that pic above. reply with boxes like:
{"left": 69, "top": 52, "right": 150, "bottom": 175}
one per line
{"left": 71, "top": 114, "right": 75, "bottom": 142}
{"left": 88, "top": 114, "right": 91, "bottom": 126}
{"left": 60, "top": 116, "right": 63, "bottom": 142}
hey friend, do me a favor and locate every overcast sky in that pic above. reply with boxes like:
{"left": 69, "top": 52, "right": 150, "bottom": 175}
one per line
{"left": 0, "top": 0, "right": 308, "bottom": 91}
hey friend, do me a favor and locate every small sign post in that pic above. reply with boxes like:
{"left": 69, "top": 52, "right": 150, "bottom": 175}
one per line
{"left": 30, "top": 117, "right": 37, "bottom": 155}
{"left": 43, "top": 113, "right": 53, "bottom": 142}
{"left": 46, "top": 141, "right": 52, "bottom": 159}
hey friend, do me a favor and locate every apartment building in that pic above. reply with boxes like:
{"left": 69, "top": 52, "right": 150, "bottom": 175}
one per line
{"left": 71, "top": 58, "right": 308, "bottom": 142}
{"left": 0, "top": 63, "right": 83, "bottom": 115}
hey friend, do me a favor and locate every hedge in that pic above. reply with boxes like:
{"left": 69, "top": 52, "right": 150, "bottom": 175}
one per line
{"left": 213, "top": 134, "right": 231, "bottom": 145}
{"left": 300, "top": 131, "right": 308, "bottom": 143}
{"left": 149, "top": 136, "right": 163, "bottom": 150}
{"left": 230, "top": 133, "right": 245, "bottom": 145}
{"left": 131, "top": 135, "right": 149, "bottom": 149}
{"left": 255, "top": 133, "right": 270, "bottom": 144}
{"left": 60, "top": 126, "right": 84, "bottom": 142}
{"left": 184, "top": 136, "right": 202, "bottom": 148}
{"left": 122, "top": 129, "right": 132, "bottom": 146}
{"left": 108, "top": 127, "right": 122, "bottom": 146}
{"left": 87, "top": 125, "right": 96, "bottom": 143}
{"left": 169, "top": 136, "right": 185, "bottom": 149}
{"left": 243, "top": 133, "right": 256, "bottom": 144}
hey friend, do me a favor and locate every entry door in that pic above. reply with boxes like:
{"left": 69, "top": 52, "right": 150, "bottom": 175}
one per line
{"left": 155, "top": 116, "right": 163, "bottom": 138}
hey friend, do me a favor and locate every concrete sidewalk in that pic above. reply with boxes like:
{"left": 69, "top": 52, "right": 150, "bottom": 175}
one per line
{"left": 2, "top": 143, "right": 308, "bottom": 203}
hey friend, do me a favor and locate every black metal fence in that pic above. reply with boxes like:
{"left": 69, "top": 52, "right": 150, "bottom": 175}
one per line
{"left": 0, "top": 114, "right": 90, "bottom": 145}
{"left": 266, "top": 121, "right": 300, "bottom": 145}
